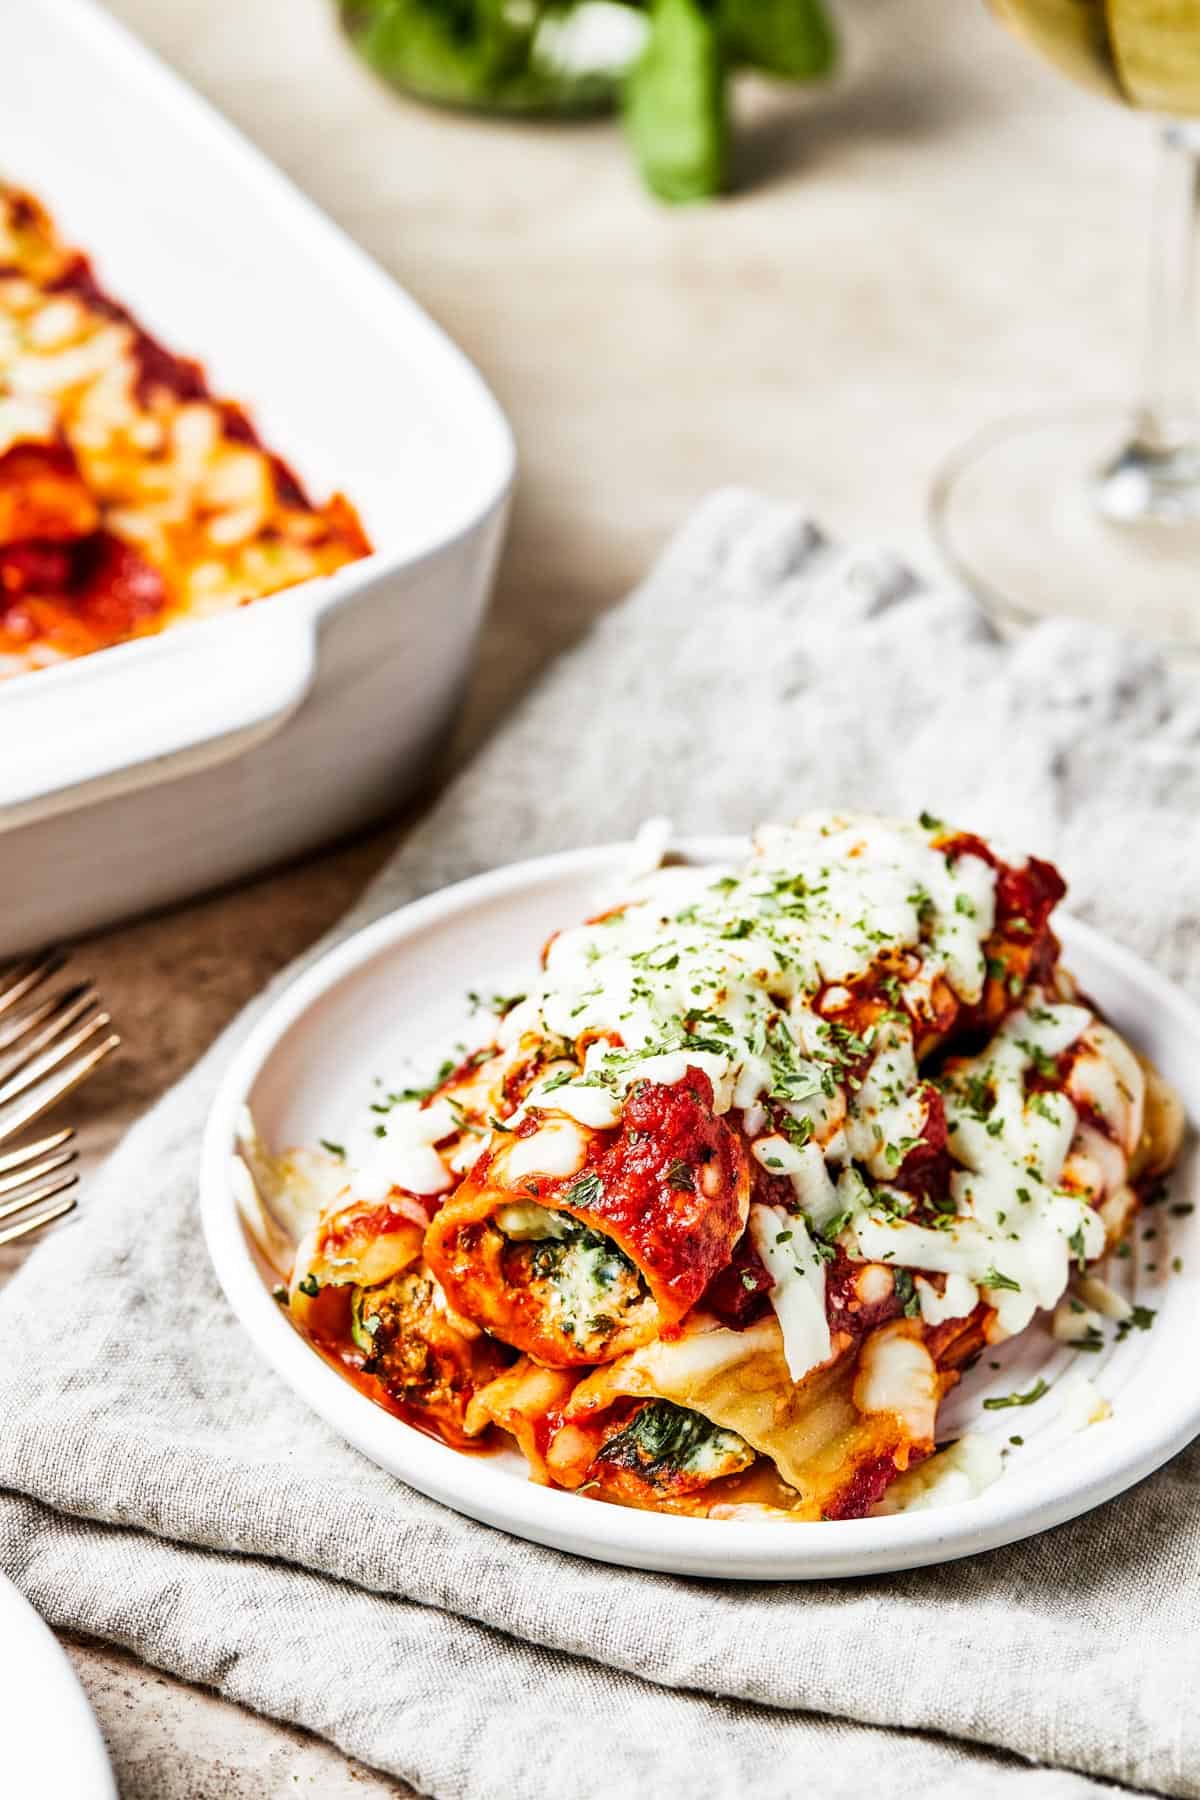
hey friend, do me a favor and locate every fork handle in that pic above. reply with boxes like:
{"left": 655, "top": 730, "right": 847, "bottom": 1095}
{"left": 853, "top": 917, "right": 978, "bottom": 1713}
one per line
{"left": 0, "top": 596, "right": 319, "bottom": 831}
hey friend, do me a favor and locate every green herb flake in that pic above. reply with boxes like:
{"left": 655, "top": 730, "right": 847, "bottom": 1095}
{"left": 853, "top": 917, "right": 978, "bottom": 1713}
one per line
{"left": 1115, "top": 1304, "right": 1157, "bottom": 1342}
{"left": 563, "top": 1170, "right": 603, "bottom": 1211}
{"left": 893, "top": 1269, "right": 922, "bottom": 1319}
{"left": 983, "top": 1378, "right": 1049, "bottom": 1411}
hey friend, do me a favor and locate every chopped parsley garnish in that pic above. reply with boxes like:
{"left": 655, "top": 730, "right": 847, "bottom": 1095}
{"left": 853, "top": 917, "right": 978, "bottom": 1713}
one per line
{"left": 562, "top": 1170, "right": 603, "bottom": 1211}
{"left": 665, "top": 1159, "right": 695, "bottom": 1193}
{"left": 1017, "top": 1039, "right": 1059, "bottom": 1080}
{"left": 893, "top": 1269, "right": 922, "bottom": 1319}
{"left": 1067, "top": 1224, "right": 1089, "bottom": 1274}
{"left": 983, "top": 1378, "right": 1049, "bottom": 1410}
{"left": 386, "top": 1057, "right": 458, "bottom": 1107}
{"left": 961, "top": 1074, "right": 994, "bottom": 1121}
{"left": 919, "top": 810, "right": 944, "bottom": 832}
{"left": 297, "top": 1273, "right": 320, "bottom": 1298}
{"left": 980, "top": 1267, "right": 1021, "bottom": 1293}
{"left": 541, "top": 1068, "right": 576, "bottom": 1093}
{"left": 776, "top": 1111, "right": 814, "bottom": 1150}
{"left": 447, "top": 1098, "right": 484, "bottom": 1136}
{"left": 1115, "top": 1305, "right": 1156, "bottom": 1342}
{"left": 319, "top": 1139, "right": 346, "bottom": 1160}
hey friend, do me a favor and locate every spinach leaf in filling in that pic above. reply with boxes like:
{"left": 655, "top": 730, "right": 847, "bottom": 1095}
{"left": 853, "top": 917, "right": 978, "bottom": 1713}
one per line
{"left": 596, "top": 1399, "right": 755, "bottom": 1488}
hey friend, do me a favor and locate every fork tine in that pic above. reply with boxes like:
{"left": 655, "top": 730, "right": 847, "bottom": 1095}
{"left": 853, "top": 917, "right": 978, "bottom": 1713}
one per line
{"left": 0, "top": 952, "right": 66, "bottom": 1020}
{"left": 0, "top": 1168, "right": 78, "bottom": 1224}
{"left": 0, "top": 1010, "right": 114, "bottom": 1110}
{"left": 0, "top": 1145, "right": 76, "bottom": 1198}
{"left": 0, "top": 1033, "right": 120, "bottom": 1145}
{"left": 0, "top": 1191, "right": 77, "bottom": 1247}
{"left": 0, "top": 981, "right": 93, "bottom": 1055}
{"left": 0, "top": 986, "right": 99, "bottom": 1084}
{"left": 0, "top": 1128, "right": 73, "bottom": 1175}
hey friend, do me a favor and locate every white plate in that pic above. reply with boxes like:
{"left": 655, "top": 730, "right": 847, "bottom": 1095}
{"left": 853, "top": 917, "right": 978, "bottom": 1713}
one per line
{"left": 202, "top": 840, "right": 1200, "bottom": 1580}
{"left": 0, "top": 1572, "right": 116, "bottom": 1798}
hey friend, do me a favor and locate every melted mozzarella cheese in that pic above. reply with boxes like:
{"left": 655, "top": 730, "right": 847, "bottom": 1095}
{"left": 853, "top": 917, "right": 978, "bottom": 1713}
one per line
{"left": 527, "top": 1078, "right": 622, "bottom": 1131}
{"left": 350, "top": 1142, "right": 453, "bottom": 1200}
{"left": 748, "top": 1204, "right": 831, "bottom": 1382}
{"left": 839, "top": 1019, "right": 930, "bottom": 1181}
{"left": 501, "top": 1117, "right": 590, "bottom": 1184}
{"left": 387, "top": 1097, "right": 459, "bottom": 1148}
{"left": 1066, "top": 1022, "right": 1145, "bottom": 1158}
{"left": 852, "top": 1325, "right": 939, "bottom": 1441}
{"left": 852, "top": 1000, "right": 1106, "bottom": 1337}
{"left": 526, "top": 815, "right": 997, "bottom": 1138}
{"left": 876, "top": 1434, "right": 1004, "bottom": 1514}
{"left": 916, "top": 1271, "right": 979, "bottom": 1326}
{"left": 1052, "top": 1297, "right": 1105, "bottom": 1343}
{"left": 1059, "top": 1375, "right": 1113, "bottom": 1433}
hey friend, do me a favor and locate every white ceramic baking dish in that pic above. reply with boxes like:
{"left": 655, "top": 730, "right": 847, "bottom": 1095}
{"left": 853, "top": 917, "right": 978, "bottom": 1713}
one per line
{"left": 0, "top": 0, "right": 515, "bottom": 953}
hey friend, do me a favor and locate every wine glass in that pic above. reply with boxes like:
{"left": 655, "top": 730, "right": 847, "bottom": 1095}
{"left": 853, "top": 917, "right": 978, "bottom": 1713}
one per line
{"left": 931, "top": 1, "right": 1200, "bottom": 650}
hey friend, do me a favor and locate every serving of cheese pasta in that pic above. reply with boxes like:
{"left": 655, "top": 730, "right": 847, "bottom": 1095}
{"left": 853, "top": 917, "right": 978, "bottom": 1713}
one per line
{"left": 273, "top": 812, "right": 1184, "bottom": 1522}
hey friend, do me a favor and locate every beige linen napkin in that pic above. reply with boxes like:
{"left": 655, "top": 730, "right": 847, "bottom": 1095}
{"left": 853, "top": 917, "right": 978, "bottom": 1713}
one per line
{"left": 2, "top": 491, "right": 1199, "bottom": 1800}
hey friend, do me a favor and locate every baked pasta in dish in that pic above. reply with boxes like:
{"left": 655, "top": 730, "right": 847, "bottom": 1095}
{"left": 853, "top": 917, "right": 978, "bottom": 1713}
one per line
{"left": 0, "top": 184, "right": 369, "bottom": 676}
{"left": 273, "top": 812, "right": 1185, "bottom": 1521}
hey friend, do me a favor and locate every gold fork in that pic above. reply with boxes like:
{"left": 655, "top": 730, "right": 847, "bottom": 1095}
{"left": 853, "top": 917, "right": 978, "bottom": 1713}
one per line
{"left": 0, "top": 1129, "right": 79, "bottom": 1246}
{"left": 0, "top": 952, "right": 120, "bottom": 1243}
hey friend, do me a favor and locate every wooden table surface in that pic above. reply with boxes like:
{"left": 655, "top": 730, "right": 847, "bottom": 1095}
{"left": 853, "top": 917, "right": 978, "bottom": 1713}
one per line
{"left": 5, "top": 0, "right": 1151, "bottom": 1790}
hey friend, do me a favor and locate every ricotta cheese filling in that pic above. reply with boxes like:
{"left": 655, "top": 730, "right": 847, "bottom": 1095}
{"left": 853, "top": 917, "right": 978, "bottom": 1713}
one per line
{"left": 497, "top": 1205, "right": 650, "bottom": 1351}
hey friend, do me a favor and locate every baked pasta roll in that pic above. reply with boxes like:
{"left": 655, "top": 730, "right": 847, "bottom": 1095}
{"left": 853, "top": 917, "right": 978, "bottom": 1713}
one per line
{"left": 425, "top": 1070, "right": 751, "bottom": 1366}
{"left": 290, "top": 1194, "right": 509, "bottom": 1446}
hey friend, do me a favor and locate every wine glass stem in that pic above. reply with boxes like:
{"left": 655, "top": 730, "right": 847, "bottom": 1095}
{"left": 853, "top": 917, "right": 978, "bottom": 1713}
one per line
{"left": 1095, "top": 123, "right": 1200, "bottom": 524}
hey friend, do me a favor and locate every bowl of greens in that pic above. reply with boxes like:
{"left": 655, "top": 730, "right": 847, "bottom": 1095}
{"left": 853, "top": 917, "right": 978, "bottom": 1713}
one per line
{"left": 339, "top": 0, "right": 837, "bottom": 200}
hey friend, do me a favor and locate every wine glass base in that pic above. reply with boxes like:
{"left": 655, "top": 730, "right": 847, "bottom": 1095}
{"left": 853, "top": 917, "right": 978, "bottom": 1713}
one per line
{"left": 931, "top": 406, "right": 1200, "bottom": 653}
